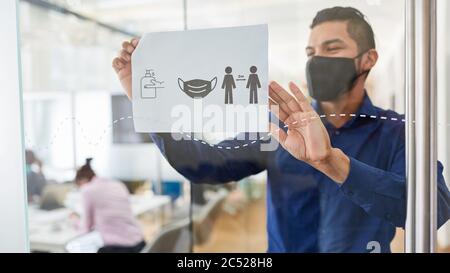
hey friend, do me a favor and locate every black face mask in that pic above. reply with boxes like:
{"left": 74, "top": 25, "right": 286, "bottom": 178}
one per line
{"left": 306, "top": 52, "right": 368, "bottom": 102}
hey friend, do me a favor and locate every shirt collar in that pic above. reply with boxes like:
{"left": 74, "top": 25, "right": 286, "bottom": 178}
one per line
{"left": 312, "top": 91, "right": 378, "bottom": 129}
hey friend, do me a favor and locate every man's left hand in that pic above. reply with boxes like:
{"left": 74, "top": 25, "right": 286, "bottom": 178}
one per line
{"left": 268, "top": 81, "right": 350, "bottom": 183}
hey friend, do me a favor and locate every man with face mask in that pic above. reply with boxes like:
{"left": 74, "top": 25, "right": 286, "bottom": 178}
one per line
{"left": 113, "top": 7, "right": 450, "bottom": 253}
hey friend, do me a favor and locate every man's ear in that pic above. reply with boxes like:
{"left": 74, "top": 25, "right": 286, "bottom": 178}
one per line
{"left": 362, "top": 49, "right": 378, "bottom": 71}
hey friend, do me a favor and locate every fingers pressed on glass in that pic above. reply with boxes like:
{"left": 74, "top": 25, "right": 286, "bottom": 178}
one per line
{"left": 122, "top": 41, "right": 134, "bottom": 54}
{"left": 269, "top": 81, "right": 302, "bottom": 113}
{"left": 269, "top": 86, "right": 294, "bottom": 115}
{"left": 112, "top": 57, "right": 125, "bottom": 72}
{"left": 269, "top": 98, "right": 289, "bottom": 122}
{"left": 269, "top": 122, "right": 287, "bottom": 146}
{"left": 131, "top": 37, "right": 140, "bottom": 47}
{"left": 286, "top": 112, "right": 319, "bottom": 127}
{"left": 288, "top": 81, "right": 313, "bottom": 112}
{"left": 119, "top": 49, "right": 131, "bottom": 62}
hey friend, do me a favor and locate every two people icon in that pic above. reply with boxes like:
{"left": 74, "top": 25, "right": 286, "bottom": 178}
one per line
{"left": 221, "top": 66, "right": 261, "bottom": 104}
{"left": 246, "top": 66, "right": 261, "bottom": 104}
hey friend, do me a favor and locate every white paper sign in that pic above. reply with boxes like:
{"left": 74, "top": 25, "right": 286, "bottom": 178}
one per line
{"left": 132, "top": 24, "right": 268, "bottom": 133}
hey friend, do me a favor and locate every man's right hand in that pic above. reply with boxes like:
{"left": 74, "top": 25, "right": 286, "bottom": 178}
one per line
{"left": 112, "top": 38, "right": 140, "bottom": 100}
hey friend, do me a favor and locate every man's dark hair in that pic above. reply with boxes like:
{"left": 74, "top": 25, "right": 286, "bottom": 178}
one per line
{"left": 311, "top": 7, "right": 376, "bottom": 52}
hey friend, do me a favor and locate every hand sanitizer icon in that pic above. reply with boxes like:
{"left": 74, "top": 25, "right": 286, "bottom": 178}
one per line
{"left": 141, "top": 69, "right": 164, "bottom": 99}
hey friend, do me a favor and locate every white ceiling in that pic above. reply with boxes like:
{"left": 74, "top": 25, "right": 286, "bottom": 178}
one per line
{"left": 54, "top": 0, "right": 405, "bottom": 36}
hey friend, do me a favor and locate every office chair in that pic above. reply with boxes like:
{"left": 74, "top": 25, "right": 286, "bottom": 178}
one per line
{"left": 141, "top": 218, "right": 191, "bottom": 253}
{"left": 192, "top": 189, "right": 227, "bottom": 245}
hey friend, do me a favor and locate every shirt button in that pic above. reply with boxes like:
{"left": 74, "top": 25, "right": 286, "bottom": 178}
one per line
{"left": 347, "top": 190, "right": 354, "bottom": 196}
{"left": 385, "top": 213, "right": 391, "bottom": 220}
{"left": 335, "top": 131, "right": 340, "bottom": 135}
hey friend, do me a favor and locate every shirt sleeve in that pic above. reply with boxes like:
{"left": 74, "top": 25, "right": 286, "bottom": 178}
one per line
{"left": 340, "top": 152, "right": 450, "bottom": 228}
{"left": 150, "top": 132, "right": 268, "bottom": 184}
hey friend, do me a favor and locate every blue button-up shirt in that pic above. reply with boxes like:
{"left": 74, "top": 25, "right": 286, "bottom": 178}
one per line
{"left": 150, "top": 93, "right": 450, "bottom": 253}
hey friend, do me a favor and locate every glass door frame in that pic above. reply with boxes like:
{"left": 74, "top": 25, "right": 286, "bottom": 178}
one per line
{"left": 405, "top": 0, "right": 438, "bottom": 253}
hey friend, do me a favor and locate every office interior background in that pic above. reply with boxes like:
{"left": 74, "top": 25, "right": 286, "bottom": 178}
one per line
{"left": 1, "top": 0, "right": 449, "bottom": 252}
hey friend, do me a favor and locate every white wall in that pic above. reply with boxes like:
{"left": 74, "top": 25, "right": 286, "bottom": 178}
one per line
{"left": 0, "top": 0, "right": 28, "bottom": 252}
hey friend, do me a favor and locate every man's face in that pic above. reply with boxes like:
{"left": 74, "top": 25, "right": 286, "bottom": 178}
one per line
{"left": 306, "top": 21, "right": 359, "bottom": 59}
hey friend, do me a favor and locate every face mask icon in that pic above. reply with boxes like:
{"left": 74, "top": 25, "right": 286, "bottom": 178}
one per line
{"left": 178, "top": 77, "right": 217, "bottom": 99}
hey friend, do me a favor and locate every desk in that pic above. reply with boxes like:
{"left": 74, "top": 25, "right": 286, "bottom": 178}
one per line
{"left": 28, "top": 206, "right": 82, "bottom": 253}
{"left": 64, "top": 192, "right": 172, "bottom": 217}
{"left": 28, "top": 194, "right": 171, "bottom": 253}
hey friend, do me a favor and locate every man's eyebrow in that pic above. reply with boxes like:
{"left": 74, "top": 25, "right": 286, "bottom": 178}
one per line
{"left": 322, "top": 38, "right": 345, "bottom": 46}
{"left": 305, "top": 39, "right": 346, "bottom": 51}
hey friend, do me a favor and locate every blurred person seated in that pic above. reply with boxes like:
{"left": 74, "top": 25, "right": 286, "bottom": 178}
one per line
{"left": 75, "top": 158, "right": 145, "bottom": 253}
{"left": 25, "top": 149, "right": 47, "bottom": 203}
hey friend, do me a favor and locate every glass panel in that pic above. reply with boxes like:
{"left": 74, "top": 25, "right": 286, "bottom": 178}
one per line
{"left": 186, "top": 0, "right": 406, "bottom": 253}
{"left": 20, "top": 0, "right": 190, "bottom": 253}
{"left": 22, "top": 0, "right": 446, "bottom": 253}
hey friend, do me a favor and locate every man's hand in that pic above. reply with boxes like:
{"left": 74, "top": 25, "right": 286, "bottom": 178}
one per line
{"left": 269, "top": 81, "right": 350, "bottom": 183}
{"left": 112, "top": 38, "right": 140, "bottom": 100}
